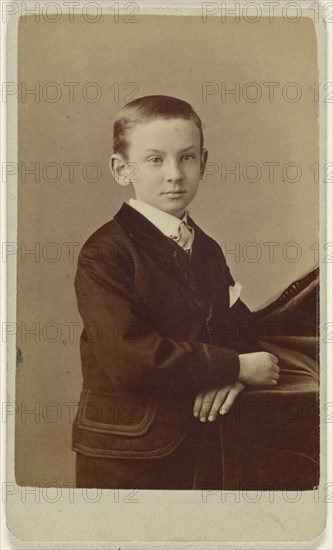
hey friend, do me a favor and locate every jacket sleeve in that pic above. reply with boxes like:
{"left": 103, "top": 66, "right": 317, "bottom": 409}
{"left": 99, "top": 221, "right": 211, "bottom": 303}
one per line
{"left": 74, "top": 243, "right": 241, "bottom": 395}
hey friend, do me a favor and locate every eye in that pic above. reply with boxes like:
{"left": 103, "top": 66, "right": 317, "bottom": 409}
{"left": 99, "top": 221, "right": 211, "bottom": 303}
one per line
{"left": 147, "top": 156, "right": 162, "bottom": 164}
{"left": 182, "top": 153, "right": 196, "bottom": 161}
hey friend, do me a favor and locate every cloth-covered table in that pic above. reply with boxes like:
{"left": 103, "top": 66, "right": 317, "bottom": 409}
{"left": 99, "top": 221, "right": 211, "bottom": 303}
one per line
{"left": 195, "top": 268, "right": 320, "bottom": 490}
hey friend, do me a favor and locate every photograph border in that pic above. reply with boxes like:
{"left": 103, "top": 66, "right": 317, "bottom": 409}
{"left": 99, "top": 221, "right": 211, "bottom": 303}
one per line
{"left": 1, "top": 0, "right": 332, "bottom": 546}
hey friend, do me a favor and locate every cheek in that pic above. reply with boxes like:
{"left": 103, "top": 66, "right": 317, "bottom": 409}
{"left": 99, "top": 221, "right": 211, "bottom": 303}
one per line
{"left": 135, "top": 166, "right": 151, "bottom": 184}
{"left": 136, "top": 171, "right": 161, "bottom": 194}
{"left": 187, "top": 162, "right": 201, "bottom": 175}
{"left": 187, "top": 167, "right": 201, "bottom": 185}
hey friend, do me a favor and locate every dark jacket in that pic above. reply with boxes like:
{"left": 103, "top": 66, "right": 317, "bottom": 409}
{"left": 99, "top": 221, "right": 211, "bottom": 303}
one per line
{"left": 72, "top": 203, "right": 256, "bottom": 459}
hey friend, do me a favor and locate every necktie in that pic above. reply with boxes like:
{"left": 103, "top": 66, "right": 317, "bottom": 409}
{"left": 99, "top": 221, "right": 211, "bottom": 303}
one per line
{"left": 171, "top": 220, "right": 194, "bottom": 254}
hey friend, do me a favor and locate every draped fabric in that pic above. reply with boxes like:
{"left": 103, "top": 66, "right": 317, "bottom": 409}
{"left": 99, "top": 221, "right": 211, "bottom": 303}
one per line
{"left": 195, "top": 268, "right": 320, "bottom": 490}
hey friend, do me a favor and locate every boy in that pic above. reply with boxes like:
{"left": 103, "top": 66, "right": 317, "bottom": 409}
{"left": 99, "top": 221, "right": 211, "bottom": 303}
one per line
{"left": 73, "top": 96, "right": 280, "bottom": 490}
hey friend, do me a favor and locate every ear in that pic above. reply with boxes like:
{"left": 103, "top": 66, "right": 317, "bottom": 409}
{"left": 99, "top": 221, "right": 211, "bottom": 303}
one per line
{"left": 200, "top": 148, "right": 208, "bottom": 176}
{"left": 109, "top": 153, "right": 131, "bottom": 187}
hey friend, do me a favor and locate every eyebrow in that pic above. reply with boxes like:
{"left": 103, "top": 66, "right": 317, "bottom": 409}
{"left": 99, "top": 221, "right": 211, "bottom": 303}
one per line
{"left": 144, "top": 145, "right": 198, "bottom": 154}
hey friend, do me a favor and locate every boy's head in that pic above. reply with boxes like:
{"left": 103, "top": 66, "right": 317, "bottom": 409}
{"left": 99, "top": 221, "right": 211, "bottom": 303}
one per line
{"left": 110, "top": 95, "right": 207, "bottom": 219}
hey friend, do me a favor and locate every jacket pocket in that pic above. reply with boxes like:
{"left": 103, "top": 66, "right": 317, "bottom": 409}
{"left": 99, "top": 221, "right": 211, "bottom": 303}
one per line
{"left": 77, "top": 388, "right": 156, "bottom": 436}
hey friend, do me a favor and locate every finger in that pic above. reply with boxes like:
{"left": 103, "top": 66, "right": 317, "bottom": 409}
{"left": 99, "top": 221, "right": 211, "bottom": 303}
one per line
{"left": 270, "top": 364, "right": 280, "bottom": 375}
{"left": 271, "top": 372, "right": 280, "bottom": 381}
{"left": 199, "top": 388, "right": 220, "bottom": 421}
{"left": 207, "top": 386, "right": 231, "bottom": 422}
{"left": 270, "top": 354, "right": 279, "bottom": 364}
{"left": 263, "top": 378, "right": 278, "bottom": 387}
{"left": 193, "top": 392, "right": 204, "bottom": 418}
{"left": 220, "top": 383, "right": 244, "bottom": 416}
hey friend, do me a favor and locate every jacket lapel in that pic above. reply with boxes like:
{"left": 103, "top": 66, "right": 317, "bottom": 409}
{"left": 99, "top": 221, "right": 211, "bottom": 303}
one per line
{"left": 188, "top": 216, "right": 232, "bottom": 312}
{"left": 114, "top": 203, "right": 213, "bottom": 315}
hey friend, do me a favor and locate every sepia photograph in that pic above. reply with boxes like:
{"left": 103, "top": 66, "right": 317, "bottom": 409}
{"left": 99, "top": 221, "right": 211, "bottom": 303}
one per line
{"left": 2, "top": 0, "right": 330, "bottom": 545}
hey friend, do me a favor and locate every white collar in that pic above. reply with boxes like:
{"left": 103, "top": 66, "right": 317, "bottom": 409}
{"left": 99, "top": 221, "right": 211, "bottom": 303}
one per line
{"left": 128, "top": 198, "right": 189, "bottom": 238}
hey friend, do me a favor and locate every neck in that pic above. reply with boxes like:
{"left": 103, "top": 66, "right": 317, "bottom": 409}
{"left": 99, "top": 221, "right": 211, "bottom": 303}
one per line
{"left": 132, "top": 197, "right": 186, "bottom": 220}
{"left": 173, "top": 209, "right": 186, "bottom": 220}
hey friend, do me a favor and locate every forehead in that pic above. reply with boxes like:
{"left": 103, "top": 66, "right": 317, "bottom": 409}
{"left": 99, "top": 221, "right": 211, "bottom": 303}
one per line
{"left": 127, "top": 118, "right": 201, "bottom": 152}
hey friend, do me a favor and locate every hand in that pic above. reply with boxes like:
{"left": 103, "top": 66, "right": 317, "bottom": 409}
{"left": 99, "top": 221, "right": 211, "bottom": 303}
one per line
{"left": 193, "top": 382, "right": 245, "bottom": 422}
{"left": 238, "top": 351, "right": 280, "bottom": 387}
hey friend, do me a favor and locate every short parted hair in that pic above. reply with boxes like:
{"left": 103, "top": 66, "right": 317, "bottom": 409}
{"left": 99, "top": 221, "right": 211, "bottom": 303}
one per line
{"left": 113, "top": 95, "right": 204, "bottom": 159}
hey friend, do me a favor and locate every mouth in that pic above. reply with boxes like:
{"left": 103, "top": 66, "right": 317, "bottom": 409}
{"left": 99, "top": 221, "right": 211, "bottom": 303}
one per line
{"left": 163, "top": 190, "right": 187, "bottom": 196}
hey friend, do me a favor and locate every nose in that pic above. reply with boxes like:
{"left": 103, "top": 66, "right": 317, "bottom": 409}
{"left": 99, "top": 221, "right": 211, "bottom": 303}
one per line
{"left": 165, "top": 159, "right": 183, "bottom": 183}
